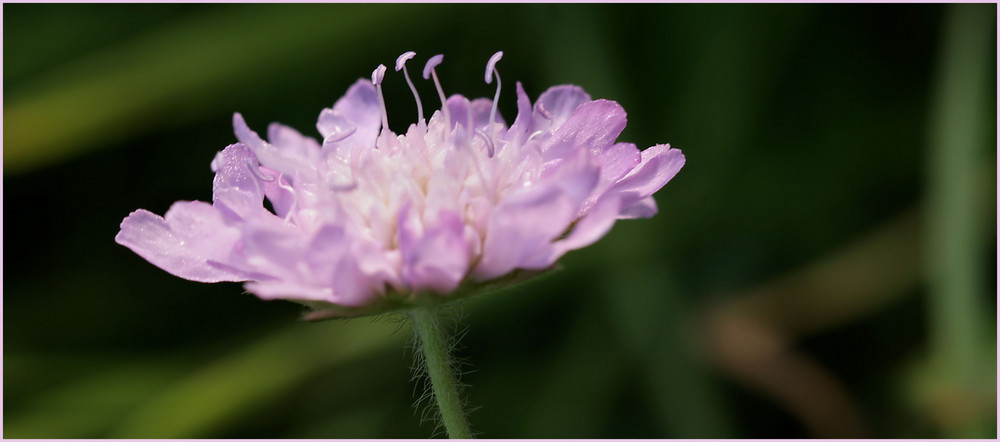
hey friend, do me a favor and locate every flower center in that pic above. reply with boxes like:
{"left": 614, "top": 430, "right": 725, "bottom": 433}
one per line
{"left": 370, "top": 52, "right": 510, "bottom": 162}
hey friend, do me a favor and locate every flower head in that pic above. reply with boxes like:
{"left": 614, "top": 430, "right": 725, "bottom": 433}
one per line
{"left": 116, "top": 52, "right": 685, "bottom": 318}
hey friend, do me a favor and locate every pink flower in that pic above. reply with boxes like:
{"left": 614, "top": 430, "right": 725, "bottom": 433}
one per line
{"left": 115, "top": 52, "right": 685, "bottom": 318}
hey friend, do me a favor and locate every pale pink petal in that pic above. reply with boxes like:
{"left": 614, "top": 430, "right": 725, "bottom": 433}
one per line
{"left": 320, "top": 79, "right": 381, "bottom": 156}
{"left": 233, "top": 114, "right": 315, "bottom": 178}
{"left": 211, "top": 143, "right": 265, "bottom": 220}
{"left": 549, "top": 192, "right": 623, "bottom": 261}
{"left": 303, "top": 225, "right": 373, "bottom": 306}
{"left": 597, "top": 142, "right": 641, "bottom": 183}
{"left": 115, "top": 202, "right": 248, "bottom": 282}
{"left": 618, "top": 196, "right": 659, "bottom": 219}
{"left": 503, "top": 81, "right": 535, "bottom": 146}
{"left": 539, "top": 147, "right": 602, "bottom": 210}
{"left": 446, "top": 94, "right": 473, "bottom": 132}
{"left": 232, "top": 113, "right": 265, "bottom": 150}
{"left": 267, "top": 122, "right": 321, "bottom": 159}
{"left": 261, "top": 170, "right": 295, "bottom": 218}
{"left": 578, "top": 142, "right": 642, "bottom": 214}
{"left": 316, "top": 109, "right": 356, "bottom": 146}
{"left": 399, "top": 207, "right": 469, "bottom": 293}
{"left": 473, "top": 184, "right": 576, "bottom": 280}
{"left": 533, "top": 84, "right": 592, "bottom": 131}
{"left": 469, "top": 97, "right": 505, "bottom": 130}
{"left": 611, "top": 144, "right": 685, "bottom": 212}
{"left": 244, "top": 281, "right": 335, "bottom": 302}
{"left": 239, "top": 220, "right": 307, "bottom": 282}
{"left": 542, "top": 99, "right": 627, "bottom": 161}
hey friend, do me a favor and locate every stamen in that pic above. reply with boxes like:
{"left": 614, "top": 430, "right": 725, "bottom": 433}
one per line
{"left": 422, "top": 54, "right": 450, "bottom": 130}
{"left": 245, "top": 159, "right": 275, "bottom": 182}
{"left": 474, "top": 128, "right": 496, "bottom": 158}
{"left": 484, "top": 51, "right": 503, "bottom": 138}
{"left": 395, "top": 51, "right": 424, "bottom": 124}
{"left": 371, "top": 64, "right": 390, "bottom": 146}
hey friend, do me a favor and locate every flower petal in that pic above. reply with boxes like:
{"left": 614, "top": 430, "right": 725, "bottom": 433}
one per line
{"left": 304, "top": 225, "right": 374, "bottom": 306}
{"left": 399, "top": 207, "right": 470, "bottom": 293}
{"left": 504, "top": 81, "right": 535, "bottom": 146}
{"left": 267, "top": 122, "right": 321, "bottom": 160}
{"left": 211, "top": 143, "right": 265, "bottom": 220}
{"left": 578, "top": 142, "right": 641, "bottom": 214}
{"left": 542, "top": 99, "right": 627, "bottom": 161}
{"left": 115, "top": 201, "right": 249, "bottom": 282}
{"left": 261, "top": 170, "right": 296, "bottom": 218}
{"left": 473, "top": 184, "right": 576, "bottom": 280}
{"left": 550, "top": 192, "right": 622, "bottom": 260}
{"left": 618, "top": 196, "right": 659, "bottom": 219}
{"left": 244, "top": 280, "right": 335, "bottom": 302}
{"left": 539, "top": 147, "right": 602, "bottom": 210}
{"left": 320, "top": 79, "right": 381, "bottom": 157}
{"left": 598, "top": 142, "right": 642, "bottom": 184}
{"left": 233, "top": 114, "right": 316, "bottom": 179}
{"left": 240, "top": 220, "right": 308, "bottom": 281}
{"left": 232, "top": 112, "right": 265, "bottom": 150}
{"left": 611, "top": 144, "right": 685, "bottom": 212}
{"left": 469, "top": 97, "right": 505, "bottom": 130}
{"left": 446, "top": 94, "right": 473, "bottom": 133}
{"left": 533, "top": 84, "right": 592, "bottom": 131}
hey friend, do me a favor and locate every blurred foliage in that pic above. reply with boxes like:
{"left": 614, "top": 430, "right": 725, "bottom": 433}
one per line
{"left": 3, "top": 4, "right": 996, "bottom": 438}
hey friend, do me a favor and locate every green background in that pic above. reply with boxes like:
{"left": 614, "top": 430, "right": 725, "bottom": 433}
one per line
{"left": 4, "top": 4, "right": 996, "bottom": 438}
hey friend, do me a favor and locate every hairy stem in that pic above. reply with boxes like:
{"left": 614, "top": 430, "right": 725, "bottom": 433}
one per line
{"left": 411, "top": 307, "right": 473, "bottom": 438}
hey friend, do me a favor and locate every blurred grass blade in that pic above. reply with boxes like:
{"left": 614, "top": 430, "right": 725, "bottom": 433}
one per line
{"left": 3, "top": 5, "right": 409, "bottom": 174}
{"left": 4, "top": 355, "right": 182, "bottom": 438}
{"left": 923, "top": 4, "right": 994, "bottom": 437}
{"left": 110, "top": 319, "right": 406, "bottom": 438}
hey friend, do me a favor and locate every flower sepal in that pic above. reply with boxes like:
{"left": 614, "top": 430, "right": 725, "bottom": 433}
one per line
{"left": 300, "top": 267, "right": 556, "bottom": 320}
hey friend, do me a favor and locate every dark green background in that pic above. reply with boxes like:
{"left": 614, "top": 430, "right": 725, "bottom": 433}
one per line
{"left": 4, "top": 4, "right": 996, "bottom": 438}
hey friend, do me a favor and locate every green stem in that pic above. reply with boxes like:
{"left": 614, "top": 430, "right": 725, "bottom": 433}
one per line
{"left": 411, "top": 307, "right": 473, "bottom": 439}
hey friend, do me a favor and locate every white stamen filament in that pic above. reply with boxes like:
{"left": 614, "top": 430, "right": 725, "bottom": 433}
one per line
{"left": 484, "top": 51, "right": 504, "bottom": 144}
{"left": 423, "top": 54, "right": 450, "bottom": 131}
{"left": 395, "top": 51, "right": 424, "bottom": 125}
{"left": 474, "top": 128, "right": 495, "bottom": 158}
{"left": 371, "top": 64, "right": 390, "bottom": 146}
{"left": 463, "top": 104, "right": 493, "bottom": 202}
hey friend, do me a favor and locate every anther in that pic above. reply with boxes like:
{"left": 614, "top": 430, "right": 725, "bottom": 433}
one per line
{"left": 395, "top": 51, "right": 424, "bottom": 124}
{"left": 484, "top": 51, "right": 504, "bottom": 138}
{"left": 422, "top": 54, "right": 450, "bottom": 130}
{"left": 371, "top": 64, "right": 390, "bottom": 147}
